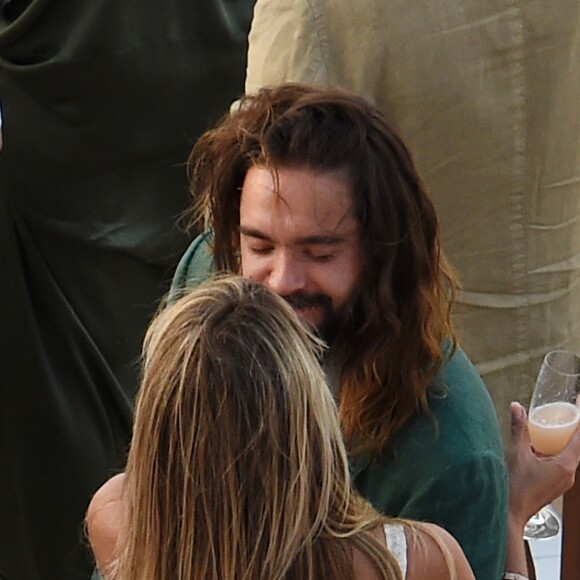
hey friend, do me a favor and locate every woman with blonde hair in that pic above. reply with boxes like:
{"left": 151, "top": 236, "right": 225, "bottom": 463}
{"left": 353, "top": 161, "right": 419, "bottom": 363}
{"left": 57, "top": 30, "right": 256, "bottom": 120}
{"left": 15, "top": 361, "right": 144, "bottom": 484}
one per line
{"left": 87, "top": 275, "right": 472, "bottom": 579}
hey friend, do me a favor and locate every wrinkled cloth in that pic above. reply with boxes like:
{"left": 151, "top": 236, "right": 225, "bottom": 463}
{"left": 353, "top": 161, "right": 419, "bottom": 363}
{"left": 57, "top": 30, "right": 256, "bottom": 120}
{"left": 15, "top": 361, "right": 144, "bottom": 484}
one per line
{"left": 245, "top": 0, "right": 580, "bottom": 446}
{"left": 0, "top": 1, "right": 253, "bottom": 577}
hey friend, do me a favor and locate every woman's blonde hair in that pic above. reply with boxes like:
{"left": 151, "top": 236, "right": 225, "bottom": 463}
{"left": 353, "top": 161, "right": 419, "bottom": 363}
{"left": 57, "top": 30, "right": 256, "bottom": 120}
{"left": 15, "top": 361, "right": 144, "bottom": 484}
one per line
{"left": 109, "top": 275, "right": 409, "bottom": 579}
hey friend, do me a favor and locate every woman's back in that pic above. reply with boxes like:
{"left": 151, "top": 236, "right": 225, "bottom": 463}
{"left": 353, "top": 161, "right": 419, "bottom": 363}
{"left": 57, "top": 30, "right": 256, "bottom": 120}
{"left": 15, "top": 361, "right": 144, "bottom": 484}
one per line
{"left": 88, "top": 476, "right": 474, "bottom": 580}
{"left": 86, "top": 277, "right": 474, "bottom": 579}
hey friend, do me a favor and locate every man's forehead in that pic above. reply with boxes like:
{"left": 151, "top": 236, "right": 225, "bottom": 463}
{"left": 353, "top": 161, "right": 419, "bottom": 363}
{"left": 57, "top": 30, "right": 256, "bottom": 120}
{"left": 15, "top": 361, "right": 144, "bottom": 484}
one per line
{"left": 240, "top": 165, "right": 356, "bottom": 224}
{"left": 239, "top": 201, "right": 358, "bottom": 244}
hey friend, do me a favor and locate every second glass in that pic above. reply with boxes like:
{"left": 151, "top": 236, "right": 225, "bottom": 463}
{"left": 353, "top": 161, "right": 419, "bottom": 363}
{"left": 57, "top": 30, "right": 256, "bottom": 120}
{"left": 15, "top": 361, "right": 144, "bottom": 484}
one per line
{"left": 523, "top": 349, "right": 580, "bottom": 541}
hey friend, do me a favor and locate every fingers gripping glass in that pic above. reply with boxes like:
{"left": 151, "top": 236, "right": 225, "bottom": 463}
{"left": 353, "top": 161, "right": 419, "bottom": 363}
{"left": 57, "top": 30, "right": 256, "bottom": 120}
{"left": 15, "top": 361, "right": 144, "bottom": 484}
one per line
{"left": 523, "top": 350, "right": 580, "bottom": 541}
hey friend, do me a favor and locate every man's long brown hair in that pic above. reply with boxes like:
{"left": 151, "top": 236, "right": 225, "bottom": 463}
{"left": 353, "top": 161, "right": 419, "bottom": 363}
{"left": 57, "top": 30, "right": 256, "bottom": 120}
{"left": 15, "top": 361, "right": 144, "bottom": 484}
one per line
{"left": 112, "top": 276, "right": 410, "bottom": 579}
{"left": 188, "top": 84, "right": 459, "bottom": 454}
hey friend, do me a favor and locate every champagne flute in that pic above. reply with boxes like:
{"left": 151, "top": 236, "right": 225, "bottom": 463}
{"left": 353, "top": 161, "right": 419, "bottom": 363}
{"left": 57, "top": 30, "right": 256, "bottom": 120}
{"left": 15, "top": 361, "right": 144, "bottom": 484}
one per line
{"left": 523, "top": 349, "right": 580, "bottom": 540}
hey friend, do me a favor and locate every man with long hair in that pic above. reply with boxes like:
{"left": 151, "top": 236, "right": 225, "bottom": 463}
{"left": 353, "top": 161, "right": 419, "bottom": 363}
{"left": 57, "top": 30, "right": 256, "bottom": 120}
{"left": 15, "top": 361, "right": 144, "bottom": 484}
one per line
{"left": 171, "top": 84, "right": 508, "bottom": 579}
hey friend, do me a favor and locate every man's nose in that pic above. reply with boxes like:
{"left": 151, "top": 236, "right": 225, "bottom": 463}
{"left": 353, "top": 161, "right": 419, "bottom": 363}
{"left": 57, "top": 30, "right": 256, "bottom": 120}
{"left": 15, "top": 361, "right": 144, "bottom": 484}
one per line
{"left": 267, "top": 252, "right": 307, "bottom": 296}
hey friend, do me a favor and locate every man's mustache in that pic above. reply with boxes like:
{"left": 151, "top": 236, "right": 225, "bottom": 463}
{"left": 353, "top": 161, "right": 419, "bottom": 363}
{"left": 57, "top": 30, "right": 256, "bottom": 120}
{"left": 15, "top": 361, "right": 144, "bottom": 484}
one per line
{"left": 282, "top": 293, "right": 332, "bottom": 311}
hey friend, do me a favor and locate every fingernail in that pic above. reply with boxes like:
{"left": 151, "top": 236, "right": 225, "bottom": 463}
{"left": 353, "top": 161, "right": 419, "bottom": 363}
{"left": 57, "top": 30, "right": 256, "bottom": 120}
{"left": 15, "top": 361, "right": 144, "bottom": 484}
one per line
{"left": 511, "top": 402, "right": 524, "bottom": 420}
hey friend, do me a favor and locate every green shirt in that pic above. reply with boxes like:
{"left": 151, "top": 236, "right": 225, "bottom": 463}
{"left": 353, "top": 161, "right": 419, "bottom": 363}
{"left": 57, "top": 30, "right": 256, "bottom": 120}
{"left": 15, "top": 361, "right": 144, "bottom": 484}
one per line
{"left": 352, "top": 346, "right": 508, "bottom": 580}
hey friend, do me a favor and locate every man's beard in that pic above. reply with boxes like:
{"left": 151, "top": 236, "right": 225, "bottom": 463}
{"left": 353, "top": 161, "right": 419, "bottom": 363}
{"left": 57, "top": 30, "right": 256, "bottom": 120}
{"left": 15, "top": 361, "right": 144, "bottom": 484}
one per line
{"left": 281, "top": 292, "right": 353, "bottom": 346}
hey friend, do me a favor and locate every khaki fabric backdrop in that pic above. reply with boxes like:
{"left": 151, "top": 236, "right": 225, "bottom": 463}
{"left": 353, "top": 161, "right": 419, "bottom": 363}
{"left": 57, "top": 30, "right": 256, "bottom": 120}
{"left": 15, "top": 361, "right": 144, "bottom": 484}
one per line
{"left": 245, "top": 0, "right": 580, "bottom": 445}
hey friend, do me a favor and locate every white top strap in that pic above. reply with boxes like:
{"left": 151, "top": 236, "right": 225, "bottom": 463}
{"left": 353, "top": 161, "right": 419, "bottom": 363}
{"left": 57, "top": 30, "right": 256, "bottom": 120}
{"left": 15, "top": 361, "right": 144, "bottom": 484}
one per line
{"left": 384, "top": 523, "right": 408, "bottom": 579}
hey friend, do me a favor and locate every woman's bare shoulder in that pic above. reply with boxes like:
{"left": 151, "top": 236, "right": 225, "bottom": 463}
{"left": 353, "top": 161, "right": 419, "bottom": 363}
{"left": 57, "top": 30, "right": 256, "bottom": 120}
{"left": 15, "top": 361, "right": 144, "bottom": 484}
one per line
{"left": 87, "top": 473, "right": 125, "bottom": 519}
{"left": 351, "top": 526, "right": 387, "bottom": 580}
{"left": 86, "top": 472, "right": 126, "bottom": 572}
{"left": 333, "top": 521, "right": 475, "bottom": 580}
{"left": 406, "top": 522, "right": 475, "bottom": 580}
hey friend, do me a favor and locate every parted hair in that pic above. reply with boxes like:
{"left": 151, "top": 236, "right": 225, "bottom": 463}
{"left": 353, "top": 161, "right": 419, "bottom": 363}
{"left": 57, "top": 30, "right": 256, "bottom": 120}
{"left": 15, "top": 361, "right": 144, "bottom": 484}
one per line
{"left": 188, "top": 84, "right": 458, "bottom": 454}
{"left": 112, "top": 276, "right": 407, "bottom": 579}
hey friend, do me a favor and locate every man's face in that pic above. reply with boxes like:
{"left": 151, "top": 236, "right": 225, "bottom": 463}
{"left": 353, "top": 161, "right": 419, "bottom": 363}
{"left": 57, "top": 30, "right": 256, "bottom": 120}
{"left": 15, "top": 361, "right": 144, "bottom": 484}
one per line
{"left": 239, "top": 165, "right": 363, "bottom": 334}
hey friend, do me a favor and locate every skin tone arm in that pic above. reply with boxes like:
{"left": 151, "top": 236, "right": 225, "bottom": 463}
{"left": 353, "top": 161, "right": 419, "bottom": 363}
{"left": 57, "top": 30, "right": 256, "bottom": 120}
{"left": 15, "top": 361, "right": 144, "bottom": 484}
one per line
{"left": 86, "top": 473, "right": 125, "bottom": 574}
{"left": 505, "top": 401, "right": 580, "bottom": 577}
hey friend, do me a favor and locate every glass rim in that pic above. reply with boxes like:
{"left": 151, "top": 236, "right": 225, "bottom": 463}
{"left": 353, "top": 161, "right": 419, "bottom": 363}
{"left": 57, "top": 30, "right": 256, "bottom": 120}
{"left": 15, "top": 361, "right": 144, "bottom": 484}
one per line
{"left": 542, "top": 349, "right": 580, "bottom": 377}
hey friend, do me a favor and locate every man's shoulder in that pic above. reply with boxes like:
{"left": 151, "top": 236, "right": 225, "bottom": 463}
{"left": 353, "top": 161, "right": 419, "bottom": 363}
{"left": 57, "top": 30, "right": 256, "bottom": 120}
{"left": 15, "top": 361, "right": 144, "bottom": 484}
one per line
{"left": 433, "top": 345, "right": 487, "bottom": 396}
{"left": 354, "top": 346, "right": 504, "bottom": 481}
{"left": 354, "top": 347, "right": 507, "bottom": 580}
{"left": 429, "top": 346, "right": 503, "bottom": 452}
{"left": 169, "top": 232, "right": 213, "bottom": 302}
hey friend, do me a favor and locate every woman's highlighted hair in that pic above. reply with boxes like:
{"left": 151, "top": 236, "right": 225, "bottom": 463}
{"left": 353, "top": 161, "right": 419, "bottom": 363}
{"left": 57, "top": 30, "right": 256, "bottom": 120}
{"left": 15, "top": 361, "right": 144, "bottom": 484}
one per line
{"left": 111, "top": 275, "right": 405, "bottom": 579}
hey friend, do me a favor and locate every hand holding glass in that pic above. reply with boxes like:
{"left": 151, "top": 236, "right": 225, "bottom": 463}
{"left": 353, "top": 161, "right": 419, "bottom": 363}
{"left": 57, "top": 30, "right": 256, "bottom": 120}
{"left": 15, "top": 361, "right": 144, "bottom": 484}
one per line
{"left": 523, "top": 350, "right": 580, "bottom": 540}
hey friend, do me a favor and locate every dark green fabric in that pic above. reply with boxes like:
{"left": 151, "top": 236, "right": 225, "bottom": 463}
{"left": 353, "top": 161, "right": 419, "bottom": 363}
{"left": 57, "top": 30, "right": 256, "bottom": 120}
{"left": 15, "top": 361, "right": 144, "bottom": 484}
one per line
{"left": 170, "top": 234, "right": 509, "bottom": 580}
{"left": 352, "top": 346, "right": 508, "bottom": 580}
{"left": 0, "top": 2, "right": 254, "bottom": 578}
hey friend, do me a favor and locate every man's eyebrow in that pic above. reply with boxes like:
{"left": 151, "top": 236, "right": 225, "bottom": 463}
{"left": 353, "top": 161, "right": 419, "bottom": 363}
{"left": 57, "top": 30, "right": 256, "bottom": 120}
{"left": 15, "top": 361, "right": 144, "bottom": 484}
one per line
{"left": 295, "top": 235, "right": 347, "bottom": 245}
{"left": 239, "top": 226, "right": 347, "bottom": 245}
{"left": 239, "top": 226, "right": 272, "bottom": 242}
